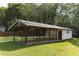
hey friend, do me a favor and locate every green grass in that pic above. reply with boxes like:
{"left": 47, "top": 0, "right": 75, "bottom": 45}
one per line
{"left": 0, "top": 36, "right": 79, "bottom": 56}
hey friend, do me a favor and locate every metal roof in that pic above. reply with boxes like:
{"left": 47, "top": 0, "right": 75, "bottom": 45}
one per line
{"left": 20, "top": 20, "right": 72, "bottom": 30}
{"left": 8, "top": 19, "right": 72, "bottom": 31}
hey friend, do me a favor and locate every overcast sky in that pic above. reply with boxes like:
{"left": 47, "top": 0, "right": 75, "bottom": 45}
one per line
{"left": 0, "top": 0, "right": 79, "bottom": 7}
{"left": 0, "top": 3, "right": 8, "bottom": 7}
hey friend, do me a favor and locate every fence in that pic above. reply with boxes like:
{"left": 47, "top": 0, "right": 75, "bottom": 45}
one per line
{"left": 0, "top": 31, "right": 58, "bottom": 45}
{"left": 0, "top": 31, "right": 27, "bottom": 36}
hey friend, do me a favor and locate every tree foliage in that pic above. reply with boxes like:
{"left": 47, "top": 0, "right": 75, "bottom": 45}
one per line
{"left": 1, "top": 3, "right": 79, "bottom": 37}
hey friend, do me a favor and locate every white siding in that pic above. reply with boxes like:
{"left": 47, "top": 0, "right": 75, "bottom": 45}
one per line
{"left": 62, "top": 30, "right": 72, "bottom": 40}
{"left": 0, "top": 27, "right": 6, "bottom": 32}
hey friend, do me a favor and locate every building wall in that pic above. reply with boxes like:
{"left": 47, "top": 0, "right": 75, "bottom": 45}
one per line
{"left": 46, "top": 29, "right": 57, "bottom": 36}
{"left": 0, "top": 27, "right": 6, "bottom": 32}
{"left": 46, "top": 29, "right": 72, "bottom": 40}
{"left": 62, "top": 30, "right": 72, "bottom": 40}
{"left": 46, "top": 29, "right": 57, "bottom": 39}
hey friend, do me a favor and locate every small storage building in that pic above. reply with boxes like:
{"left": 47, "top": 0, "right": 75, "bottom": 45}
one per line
{"left": 8, "top": 19, "right": 72, "bottom": 44}
{"left": 0, "top": 25, "right": 6, "bottom": 32}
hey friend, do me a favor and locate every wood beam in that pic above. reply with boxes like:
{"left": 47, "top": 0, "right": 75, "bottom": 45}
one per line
{"left": 56, "top": 29, "right": 58, "bottom": 40}
{"left": 25, "top": 28, "right": 29, "bottom": 44}
{"left": 13, "top": 32, "right": 15, "bottom": 43}
{"left": 49, "top": 29, "right": 50, "bottom": 40}
{"left": 39, "top": 29, "right": 41, "bottom": 42}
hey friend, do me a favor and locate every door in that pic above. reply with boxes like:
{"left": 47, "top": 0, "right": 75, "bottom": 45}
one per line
{"left": 58, "top": 31, "right": 62, "bottom": 40}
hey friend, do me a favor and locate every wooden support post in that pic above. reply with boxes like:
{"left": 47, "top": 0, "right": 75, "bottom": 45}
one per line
{"left": 25, "top": 31, "right": 27, "bottom": 44}
{"left": 13, "top": 31, "right": 15, "bottom": 43}
{"left": 37, "top": 29, "right": 39, "bottom": 42}
{"left": 21, "top": 31, "right": 22, "bottom": 42}
{"left": 49, "top": 29, "right": 50, "bottom": 40}
{"left": 33, "top": 29, "right": 36, "bottom": 43}
{"left": 56, "top": 29, "right": 58, "bottom": 40}
{"left": 25, "top": 29, "right": 28, "bottom": 44}
{"left": 39, "top": 29, "right": 41, "bottom": 42}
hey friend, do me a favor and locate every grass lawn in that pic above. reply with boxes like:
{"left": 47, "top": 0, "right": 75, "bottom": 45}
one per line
{"left": 0, "top": 36, "right": 79, "bottom": 56}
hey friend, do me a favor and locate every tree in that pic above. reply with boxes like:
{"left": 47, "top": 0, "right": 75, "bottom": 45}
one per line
{"left": 0, "top": 7, "right": 7, "bottom": 27}
{"left": 37, "top": 3, "right": 58, "bottom": 24}
{"left": 4, "top": 3, "right": 79, "bottom": 37}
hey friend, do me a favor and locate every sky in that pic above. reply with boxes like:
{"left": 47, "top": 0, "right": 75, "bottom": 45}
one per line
{"left": 0, "top": 0, "right": 79, "bottom": 7}
{"left": 0, "top": 3, "right": 8, "bottom": 7}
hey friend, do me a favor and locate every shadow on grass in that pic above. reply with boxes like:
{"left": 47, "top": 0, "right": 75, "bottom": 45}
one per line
{"left": 0, "top": 38, "right": 78, "bottom": 51}
{"left": 68, "top": 38, "right": 79, "bottom": 47}
{"left": 0, "top": 41, "right": 27, "bottom": 51}
{"left": 0, "top": 40, "right": 67, "bottom": 51}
